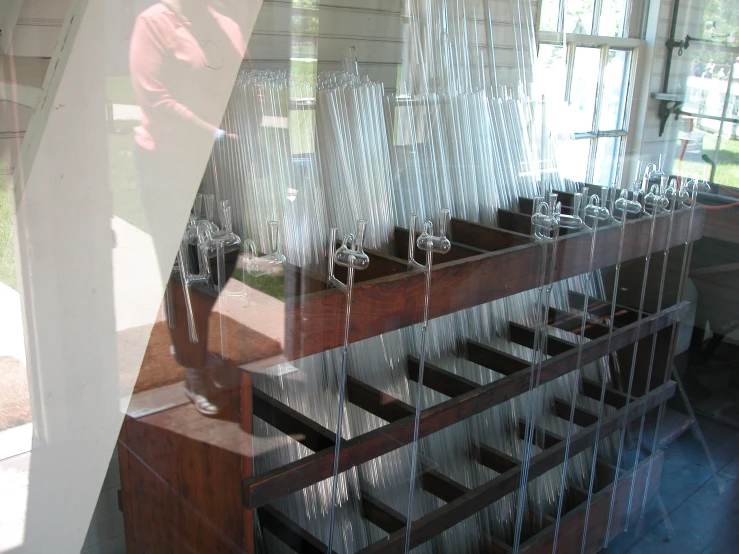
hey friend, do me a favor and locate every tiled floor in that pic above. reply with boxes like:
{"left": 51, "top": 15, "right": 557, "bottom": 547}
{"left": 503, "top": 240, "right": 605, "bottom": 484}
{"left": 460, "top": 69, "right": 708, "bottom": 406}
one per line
{"left": 609, "top": 415, "right": 739, "bottom": 553}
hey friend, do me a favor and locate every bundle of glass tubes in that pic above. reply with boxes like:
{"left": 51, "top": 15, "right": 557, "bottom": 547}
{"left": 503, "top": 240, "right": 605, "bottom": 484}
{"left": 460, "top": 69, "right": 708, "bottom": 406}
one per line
{"left": 197, "top": 0, "right": 618, "bottom": 550}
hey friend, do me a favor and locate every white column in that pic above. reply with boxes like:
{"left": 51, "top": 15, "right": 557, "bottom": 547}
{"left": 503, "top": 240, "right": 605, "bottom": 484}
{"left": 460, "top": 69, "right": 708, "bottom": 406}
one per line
{"left": 12, "top": 0, "right": 260, "bottom": 551}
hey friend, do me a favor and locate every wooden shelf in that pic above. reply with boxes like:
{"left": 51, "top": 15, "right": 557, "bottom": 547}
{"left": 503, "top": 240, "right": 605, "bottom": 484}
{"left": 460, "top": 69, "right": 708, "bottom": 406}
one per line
{"left": 255, "top": 374, "right": 672, "bottom": 554}
{"left": 243, "top": 301, "right": 687, "bottom": 509}
{"left": 357, "top": 381, "right": 674, "bottom": 553}
{"left": 284, "top": 208, "right": 705, "bottom": 361}
{"left": 120, "top": 203, "right": 700, "bottom": 553}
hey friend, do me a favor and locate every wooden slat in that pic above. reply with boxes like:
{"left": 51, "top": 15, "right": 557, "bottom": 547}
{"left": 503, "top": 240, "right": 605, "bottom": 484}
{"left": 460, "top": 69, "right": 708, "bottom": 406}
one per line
{"left": 581, "top": 378, "right": 634, "bottom": 409}
{"left": 497, "top": 209, "right": 533, "bottom": 235}
{"left": 362, "top": 493, "right": 406, "bottom": 534}
{"left": 332, "top": 245, "right": 408, "bottom": 284}
{"left": 548, "top": 308, "right": 609, "bottom": 339}
{"left": 252, "top": 389, "right": 336, "bottom": 452}
{"left": 467, "top": 343, "right": 629, "bottom": 412}
{"left": 407, "top": 357, "right": 479, "bottom": 397}
{"left": 356, "top": 381, "right": 676, "bottom": 553}
{"left": 243, "top": 303, "right": 686, "bottom": 509}
{"left": 519, "top": 198, "right": 536, "bottom": 215}
{"left": 568, "top": 485, "right": 589, "bottom": 507}
{"left": 470, "top": 443, "right": 519, "bottom": 473}
{"left": 394, "top": 227, "right": 487, "bottom": 264}
{"left": 258, "top": 505, "right": 335, "bottom": 554}
{"left": 450, "top": 218, "right": 530, "bottom": 251}
{"left": 596, "top": 459, "right": 619, "bottom": 484}
{"left": 285, "top": 207, "right": 704, "bottom": 360}
{"left": 490, "top": 536, "right": 514, "bottom": 554}
{"left": 508, "top": 322, "right": 576, "bottom": 356}
{"left": 466, "top": 341, "right": 528, "bottom": 376}
{"left": 552, "top": 398, "right": 599, "bottom": 428}
{"left": 519, "top": 452, "right": 664, "bottom": 553}
{"left": 517, "top": 420, "right": 563, "bottom": 450}
{"left": 347, "top": 376, "right": 414, "bottom": 422}
{"left": 690, "top": 261, "right": 739, "bottom": 277}
{"left": 568, "top": 291, "right": 639, "bottom": 327}
{"left": 422, "top": 469, "right": 470, "bottom": 502}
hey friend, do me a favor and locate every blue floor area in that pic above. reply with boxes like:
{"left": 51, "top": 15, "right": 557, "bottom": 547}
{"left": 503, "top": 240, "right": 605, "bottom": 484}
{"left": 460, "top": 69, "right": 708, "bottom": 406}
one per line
{"left": 608, "top": 416, "right": 739, "bottom": 553}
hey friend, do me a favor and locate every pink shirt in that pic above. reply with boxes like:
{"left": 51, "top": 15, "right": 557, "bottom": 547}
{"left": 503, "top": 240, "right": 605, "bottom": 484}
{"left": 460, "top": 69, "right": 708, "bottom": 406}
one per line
{"left": 129, "top": 3, "right": 245, "bottom": 151}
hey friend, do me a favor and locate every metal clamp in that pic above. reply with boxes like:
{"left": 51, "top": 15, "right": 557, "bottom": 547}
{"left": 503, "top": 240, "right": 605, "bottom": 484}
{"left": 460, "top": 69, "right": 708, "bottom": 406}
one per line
{"left": 408, "top": 209, "right": 452, "bottom": 271}
{"left": 328, "top": 219, "right": 371, "bottom": 293}
{"left": 531, "top": 194, "right": 561, "bottom": 242}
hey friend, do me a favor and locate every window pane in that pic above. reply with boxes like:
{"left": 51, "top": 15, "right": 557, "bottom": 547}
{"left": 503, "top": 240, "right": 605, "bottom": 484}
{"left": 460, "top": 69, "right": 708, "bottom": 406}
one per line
{"left": 599, "top": 0, "right": 628, "bottom": 36}
{"left": 569, "top": 46, "right": 601, "bottom": 132}
{"left": 594, "top": 136, "right": 622, "bottom": 186}
{"left": 565, "top": 0, "right": 594, "bottom": 34}
{"left": 539, "top": 0, "right": 560, "bottom": 32}
{"left": 684, "top": 45, "right": 732, "bottom": 120}
{"left": 599, "top": 49, "right": 631, "bottom": 130}
{"left": 535, "top": 43, "right": 566, "bottom": 100}
{"left": 561, "top": 138, "right": 592, "bottom": 182}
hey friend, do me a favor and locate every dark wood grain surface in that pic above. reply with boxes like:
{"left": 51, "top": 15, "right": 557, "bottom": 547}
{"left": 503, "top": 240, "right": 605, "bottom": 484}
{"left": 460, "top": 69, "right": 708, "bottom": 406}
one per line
{"left": 357, "top": 382, "right": 674, "bottom": 553}
{"left": 243, "top": 302, "right": 686, "bottom": 509}
{"left": 285, "top": 208, "right": 704, "bottom": 360}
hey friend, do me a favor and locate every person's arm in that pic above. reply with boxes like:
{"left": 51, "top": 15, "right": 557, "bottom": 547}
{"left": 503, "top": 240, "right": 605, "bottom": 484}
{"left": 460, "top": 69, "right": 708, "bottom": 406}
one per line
{"left": 129, "top": 14, "right": 219, "bottom": 136}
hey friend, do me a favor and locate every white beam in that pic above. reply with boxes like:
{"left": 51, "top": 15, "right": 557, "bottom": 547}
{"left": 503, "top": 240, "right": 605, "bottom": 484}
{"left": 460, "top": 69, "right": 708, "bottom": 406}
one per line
{"left": 12, "top": 0, "right": 261, "bottom": 551}
{"left": 0, "top": 0, "right": 24, "bottom": 55}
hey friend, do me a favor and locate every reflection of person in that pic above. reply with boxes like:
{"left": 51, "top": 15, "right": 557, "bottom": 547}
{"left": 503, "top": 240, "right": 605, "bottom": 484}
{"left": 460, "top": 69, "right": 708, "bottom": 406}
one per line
{"left": 130, "top": 0, "right": 242, "bottom": 152}
{"left": 129, "top": 0, "right": 245, "bottom": 416}
{"left": 704, "top": 59, "right": 715, "bottom": 79}
{"left": 130, "top": 0, "right": 243, "bottom": 258}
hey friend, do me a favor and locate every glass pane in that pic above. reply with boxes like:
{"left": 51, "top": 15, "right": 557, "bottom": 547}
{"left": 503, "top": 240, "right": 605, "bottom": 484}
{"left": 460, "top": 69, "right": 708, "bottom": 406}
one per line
{"left": 535, "top": 43, "right": 567, "bottom": 100}
{"left": 561, "top": 138, "right": 592, "bottom": 182}
{"left": 539, "top": 0, "right": 560, "bottom": 32}
{"left": 599, "top": 49, "right": 631, "bottom": 131}
{"left": 593, "top": 136, "right": 621, "bottom": 186}
{"left": 712, "top": 134, "right": 739, "bottom": 187}
{"left": 683, "top": 46, "right": 732, "bottom": 119}
{"left": 565, "top": 0, "right": 594, "bottom": 34}
{"left": 599, "top": 0, "right": 629, "bottom": 37}
{"left": 13, "top": 1, "right": 739, "bottom": 554}
{"left": 569, "top": 46, "right": 601, "bottom": 132}
{"left": 676, "top": 123, "right": 739, "bottom": 188}
{"left": 672, "top": 114, "right": 712, "bottom": 180}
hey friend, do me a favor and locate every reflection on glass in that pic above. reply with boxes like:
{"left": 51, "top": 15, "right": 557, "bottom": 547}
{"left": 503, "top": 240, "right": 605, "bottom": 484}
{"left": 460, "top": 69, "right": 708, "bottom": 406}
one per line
{"left": 683, "top": 47, "right": 732, "bottom": 119}
{"left": 564, "top": 0, "right": 594, "bottom": 34}
{"left": 562, "top": 137, "right": 592, "bottom": 182}
{"left": 594, "top": 136, "right": 621, "bottom": 186}
{"left": 712, "top": 137, "right": 739, "bottom": 186}
{"left": 539, "top": 0, "right": 560, "bottom": 32}
{"left": 535, "top": 44, "right": 566, "bottom": 100}
{"left": 569, "top": 46, "right": 601, "bottom": 131}
{"left": 599, "top": 0, "right": 628, "bottom": 37}
{"left": 0, "top": 171, "right": 32, "bottom": 460}
{"left": 599, "top": 49, "right": 630, "bottom": 130}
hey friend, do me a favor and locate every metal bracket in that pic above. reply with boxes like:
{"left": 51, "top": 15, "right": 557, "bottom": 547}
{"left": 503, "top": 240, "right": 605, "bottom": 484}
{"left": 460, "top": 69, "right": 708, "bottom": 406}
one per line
{"left": 666, "top": 35, "right": 691, "bottom": 56}
{"left": 657, "top": 99, "right": 683, "bottom": 137}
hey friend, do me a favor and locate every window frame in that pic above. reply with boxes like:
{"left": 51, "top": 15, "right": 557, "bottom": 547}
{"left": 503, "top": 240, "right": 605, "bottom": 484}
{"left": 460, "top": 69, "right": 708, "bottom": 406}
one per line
{"left": 537, "top": 32, "right": 642, "bottom": 186}
{"left": 539, "top": 0, "right": 635, "bottom": 38}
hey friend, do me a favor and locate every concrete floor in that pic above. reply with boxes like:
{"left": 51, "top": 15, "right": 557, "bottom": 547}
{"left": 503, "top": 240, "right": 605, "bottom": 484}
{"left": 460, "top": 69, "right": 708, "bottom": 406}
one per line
{"left": 608, "top": 414, "right": 739, "bottom": 553}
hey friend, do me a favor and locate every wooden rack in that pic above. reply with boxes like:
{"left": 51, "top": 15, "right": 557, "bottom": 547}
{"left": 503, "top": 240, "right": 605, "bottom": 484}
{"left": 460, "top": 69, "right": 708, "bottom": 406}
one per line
{"left": 284, "top": 207, "right": 704, "bottom": 360}
{"left": 118, "top": 203, "right": 705, "bottom": 554}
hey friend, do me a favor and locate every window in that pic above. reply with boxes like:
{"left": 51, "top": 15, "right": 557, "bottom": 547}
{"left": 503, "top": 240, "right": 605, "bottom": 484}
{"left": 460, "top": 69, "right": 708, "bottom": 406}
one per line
{"left": 537, "top": 0, "right": 642, "bottom": 187}
{"left": 539, "top": 0, "right": 633, "bottom": 37}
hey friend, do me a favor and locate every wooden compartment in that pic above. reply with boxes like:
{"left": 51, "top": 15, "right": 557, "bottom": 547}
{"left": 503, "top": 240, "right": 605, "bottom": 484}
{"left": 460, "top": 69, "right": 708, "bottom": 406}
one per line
{"left": 118, "top": 207, "right": 704, "bottom": 553}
